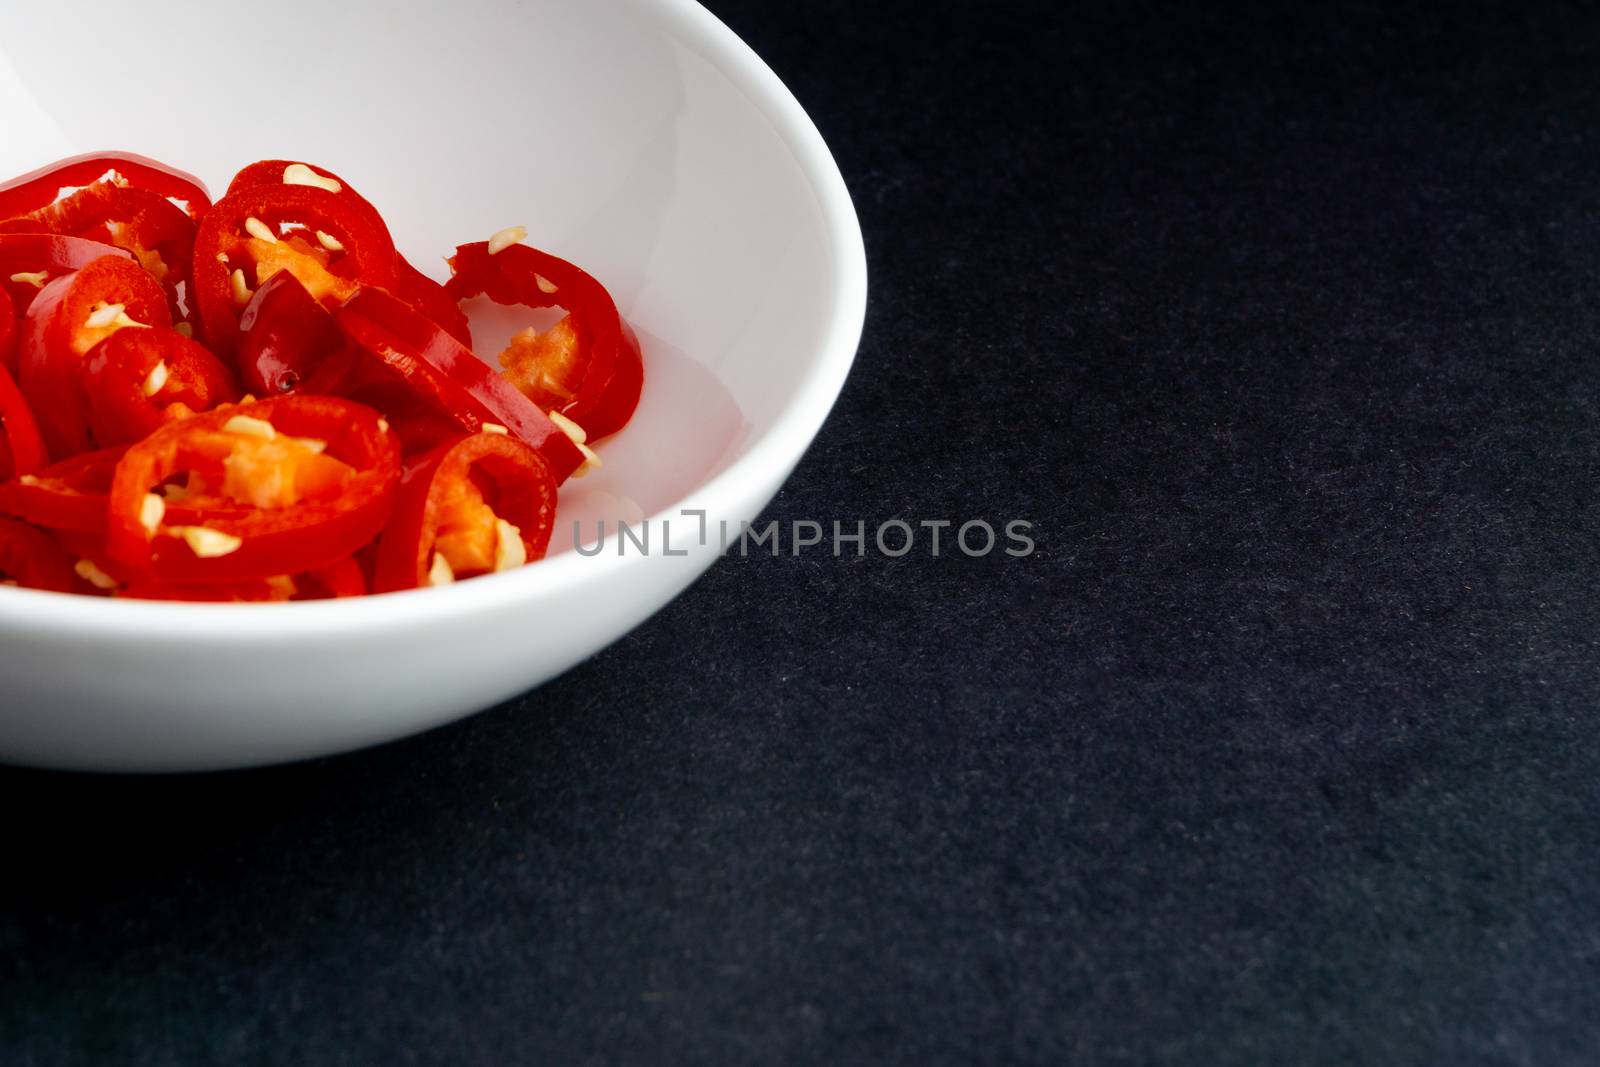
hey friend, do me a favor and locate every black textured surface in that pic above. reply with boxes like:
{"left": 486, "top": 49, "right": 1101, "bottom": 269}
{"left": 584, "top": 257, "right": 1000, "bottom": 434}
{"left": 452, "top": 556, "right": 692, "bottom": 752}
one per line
{"left": 5, "top": 1, "right": 1600, "bottom": 1063}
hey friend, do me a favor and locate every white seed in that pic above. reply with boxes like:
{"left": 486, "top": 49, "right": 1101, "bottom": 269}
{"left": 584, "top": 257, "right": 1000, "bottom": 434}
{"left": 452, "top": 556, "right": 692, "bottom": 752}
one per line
{"left": 265, "top": 575, "right": 297, "bottom": 599}
{"left": 230, "top": 269, "right": 253, "bottom": 307}
{"left": 487, "top": 225, "right": 526, "bottom": 255}
{"left": 8, "top": 270, "right": 47, "bottom": 288}
{"left": 223, "top": 414, "right": 276, "bottom": 440}
{"left": 216, "top": 252, "right": 230, "bottom": 264}
{"left": 315, "top": 229, "right": 345, "bottom": 252}
{"left": 141, "top": 361, "right": 169, "bottom": 397}
{"left": 244, "top": 216, "right": 278, "bottom": 243}
{"left": 84, "top": 303, "right": 120, "bottom": 328}
{"left": 547, "top": 410, "right": 588, "bottom": 445}
{"left": 571, "top": 441, "right": 603, "bottom": 477}
{"left": 494, "top": 518, "right": 527, "bottom": 572}
{"left": 480, "top": 422, "right": 508, "bottom": 435}
{"left": 290, "top": 436, "right": 328, "bottom": 454}
{"left": 376, "top": 417, "right": 390, "bottom": 434}
{"left": 282, "top": 163, "right": 342, "bottom": 193}
{"left": 84, "top": 302, "right": 146, "bottom": 330}
{"left": 74, "top": 558, "right": 118, "bottom": 590}
{"left": 427, "top": 553, "right": 456, "bottom": 587}
{"left": 534, "top": 273, "right": 558, "bottom": 294}
{"left": 140, "top": 493, "right": 165, "bottom": 535}
{"left": 173, "top": 322, "right": 194, "bottom": 339}
{"left": 176, "top": 526, "right": 243, "bottom": 558}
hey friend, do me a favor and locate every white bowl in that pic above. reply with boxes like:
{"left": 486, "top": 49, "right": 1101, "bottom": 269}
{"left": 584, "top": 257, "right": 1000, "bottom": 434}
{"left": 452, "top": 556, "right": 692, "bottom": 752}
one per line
{"left": 0, "top": 0, "right": 866, "bottom": 770}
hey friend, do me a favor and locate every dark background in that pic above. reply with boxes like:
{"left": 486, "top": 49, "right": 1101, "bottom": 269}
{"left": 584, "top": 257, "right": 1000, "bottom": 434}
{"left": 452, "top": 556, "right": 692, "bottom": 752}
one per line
{"left": 5, "top": 1, "right": 1600, "bottom": 1063}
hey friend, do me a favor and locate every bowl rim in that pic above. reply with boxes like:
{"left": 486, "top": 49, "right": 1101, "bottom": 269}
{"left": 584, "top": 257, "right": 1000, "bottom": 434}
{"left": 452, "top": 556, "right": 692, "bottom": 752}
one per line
{"left": 0, "top": 0, "right": 868, "bottom": 639}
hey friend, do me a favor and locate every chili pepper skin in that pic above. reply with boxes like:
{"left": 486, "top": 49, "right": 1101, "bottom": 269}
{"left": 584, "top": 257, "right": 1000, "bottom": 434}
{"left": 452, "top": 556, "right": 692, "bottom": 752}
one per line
{"left": 106, "top": 395, "right": 400, "bottom": 584}
{"left": 446, "top": 240, "right": 642, "bottom": 441}
{"left": 0, "top": 361, "right": 46, "bottom": 480}
{"left": 0, "top": 516, "right": 75, "bottom": 592}
{"left": 0, "top": 151, "right": 212, "bottom": 223}
{"left": 374, "top": 432, "right": 556, "bottom": 593}
{"left": 236, "top": 270, "right": 344, "bottom": 395}
{"left": 19, "top": 255, "right": 172, "bottom": 460}
{"left": 335, "top": 287, "right": 585, "bottom": 481}
{"left": 80, "top": 326, "right": 241, "bottom": 446}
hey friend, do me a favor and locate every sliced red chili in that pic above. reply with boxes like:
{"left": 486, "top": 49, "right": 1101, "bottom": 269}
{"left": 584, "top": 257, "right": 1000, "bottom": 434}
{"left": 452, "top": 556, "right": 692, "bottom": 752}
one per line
{"left": 192, "top": 184, "right": 399, "bottom": 355}
{"left": 0, "top": 151, "right": 212, "bottom": 223}
{"left": 397, "top": 258, "right": 472, "bottom": 347}
{"left": 0, "top": 516, "right": 75, "bottom": 593}
{"left": 119, "top": 555, "right": 368, "bottom": 602}
{"left": 0, "top": 447, "right": 131, "bottom": 533}
{"left": 446, "top": 240, "right": 642, "bottom": 440}
{"left": 106, "top": 395, "right": 400, "bottom": 583}
{"left": 0, "top": 183, "right": 197, "bottom": 327}
{"left": 0, "top": 361, "right": 46, "bottom": 480}
{"left": 373, "top": 431, "right": 556, "bottom": 593}
{"left": 236, "top": 270, "right": 343, "bottom": 395}
{"left": 225, "top": 160, "right": 377, "bottom": 212}
{"left": 334, "top": 287, "right": 584, "bottom": 481}
{"left": 80, "top": 326, "right": 241, "bottom": 446}
{"left": 300, "top": 555, "right": 368, "bottom": 599}
{"left": 18, "top": 254, "right": 172, "bottom": 460}
{"left": 0, "top": 232, "right": 134, "bottom": 315}
{"left": 225, "top": 160, "right": 471, "bottom": 345}
{"left": 301, "top": 346, "right": 470, "bottom": 457}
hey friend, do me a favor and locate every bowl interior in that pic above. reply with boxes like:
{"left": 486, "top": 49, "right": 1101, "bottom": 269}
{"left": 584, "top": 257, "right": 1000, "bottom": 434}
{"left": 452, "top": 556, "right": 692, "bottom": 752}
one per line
{"left": 0, "top": 0, "right": 844, "bottom": 555}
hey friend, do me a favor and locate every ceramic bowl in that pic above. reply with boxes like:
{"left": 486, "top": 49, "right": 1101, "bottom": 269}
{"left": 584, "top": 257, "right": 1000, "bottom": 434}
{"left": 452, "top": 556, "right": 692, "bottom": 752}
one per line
{"left": 0, "top": 0, "right": 866, "bottom": 770}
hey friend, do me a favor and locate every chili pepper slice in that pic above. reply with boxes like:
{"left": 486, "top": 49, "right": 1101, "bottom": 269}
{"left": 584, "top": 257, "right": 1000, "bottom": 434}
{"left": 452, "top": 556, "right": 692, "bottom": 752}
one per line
{"left": 106, "top": 395, "right": 400, "bottom": 583}
{"left": 373, "top": 431, "right": 556, "bottom": 593}
{"left": 0, "top": 151, "right": 212, "bottom": 223}
{"left": 80, "top": 326, "right": 241, "bottom": 446}
{"left": 397, "top": 258, "right": 472, "bottom": 347}
{"left": 301, "top": 555, "right": 368, "bottom": 598}
{"left": 118, "top": 555, "right": 368, "bottom": 602}
{"left": 1, "top": 182, "right": 197, "bottom": 325}
{"left": 300, "top": 346, "right": 469, "bottom": 457}
{"left": 334, "top": 287, "right": 585, "bottom": 481}
{"left": 236, "top": 270, "right": 343, "bottom": 395}
{"left": 225, "top": 160, "right": 375, "bottom": 210}
{"left": 225, "top": 160, "right": 471, "bottom": 345}
{"left": 0, "top": 233, "right": 134, "bottom": 316}
{"left": 0, "top": 361, "right": 46, "bottom": 480}
{"left": 0, "top": 446, "right": 190, "bottom": 535}
{"left": 43, "top": 529, "right": 142, "bottom": 594}
{"left": 446, "top": 240, "right": 643, "bottom": 441}
{"left": 192, "top": 184, "right": 399, "bottom": 355}
{"left": 19, "top": 254, "right": 172, "bottom": 460}
{"left": 0, "top": 516, "right": 75, "bottom": 593}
